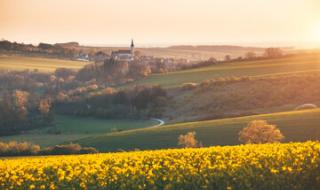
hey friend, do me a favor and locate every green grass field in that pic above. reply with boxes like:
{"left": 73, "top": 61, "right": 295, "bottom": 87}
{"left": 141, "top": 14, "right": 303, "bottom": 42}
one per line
{"left": 0, "top": 115, "right": 158, "bottom": 147}
{"left": 0, "top": 55, "right": 89, "bottom": 72}
{"left": 121, "top": 53, "right": 320, "bottom": 88}
{"left": 77, "top": 109, "right": 320, "bottom": 151}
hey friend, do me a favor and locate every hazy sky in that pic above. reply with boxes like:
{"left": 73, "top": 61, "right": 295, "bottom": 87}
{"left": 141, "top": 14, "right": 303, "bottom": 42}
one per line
{"left": 1, "top": 0, "right": 320, "bottom": 47}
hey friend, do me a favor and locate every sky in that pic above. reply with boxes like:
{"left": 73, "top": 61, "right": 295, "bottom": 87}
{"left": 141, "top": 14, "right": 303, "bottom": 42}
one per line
{"left": 1, "top": 0, "right": 320, "bottom": 47}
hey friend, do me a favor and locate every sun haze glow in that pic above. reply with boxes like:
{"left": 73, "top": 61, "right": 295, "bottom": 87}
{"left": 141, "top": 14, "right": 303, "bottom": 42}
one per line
{"left": 0, "top": 0, "right": 320, "bottom": 47}
{"left": 311, "top": 22, "right": 320, "bottom": 42}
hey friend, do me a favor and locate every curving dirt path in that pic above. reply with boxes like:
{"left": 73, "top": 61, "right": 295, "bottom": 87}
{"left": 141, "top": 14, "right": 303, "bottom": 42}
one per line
{"left": 150, "top": 118, "right": 165, "bottom": 128}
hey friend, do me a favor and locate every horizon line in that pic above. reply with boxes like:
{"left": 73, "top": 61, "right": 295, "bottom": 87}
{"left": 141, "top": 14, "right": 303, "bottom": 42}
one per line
{"left": 2, "top": 38, "right": 320, "bottom": 49}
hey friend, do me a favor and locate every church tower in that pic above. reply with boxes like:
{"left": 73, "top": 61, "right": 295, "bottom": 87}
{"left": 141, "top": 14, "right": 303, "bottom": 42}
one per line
{"left": 130, "top": 39, "right": 134, "bottom": 55}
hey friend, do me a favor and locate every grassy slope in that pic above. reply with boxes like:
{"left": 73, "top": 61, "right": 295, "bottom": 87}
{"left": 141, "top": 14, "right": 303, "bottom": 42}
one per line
{"left": 77, "top": 109, "right": 320, "bottom": 151}
{"left": 162, "top": 72, "right": 320, "bottom": 123}
{"left": 121, "top": 53, "right": 320, "bottom": 88}
{"left": 0, "top": 56, "right": 89, "bottom": 72}
{"left": 0, "top": 115, "right": 157, "bottom": 147}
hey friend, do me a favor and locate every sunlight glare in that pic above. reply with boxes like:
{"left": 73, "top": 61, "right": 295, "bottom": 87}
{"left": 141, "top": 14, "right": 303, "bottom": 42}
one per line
{"left": 311, "top": 22, "right": 320, "bottom": 42}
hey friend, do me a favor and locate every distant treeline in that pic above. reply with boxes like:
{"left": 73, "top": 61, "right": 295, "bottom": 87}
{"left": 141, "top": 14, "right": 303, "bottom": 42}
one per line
{"left": 180, "top": 47, "right": 286, "bottom": 70}
{"left": 0, "top": 40, "right": 83, "bottom": 59}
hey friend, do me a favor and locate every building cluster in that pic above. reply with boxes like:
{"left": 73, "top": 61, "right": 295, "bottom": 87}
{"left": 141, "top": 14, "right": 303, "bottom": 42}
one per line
{"left": 88, "top": 40, "right": 192, "bottom": 73}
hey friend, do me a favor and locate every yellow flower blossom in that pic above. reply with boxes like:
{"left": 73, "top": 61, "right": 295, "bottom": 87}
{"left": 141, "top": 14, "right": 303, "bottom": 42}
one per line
{"left": 0, "top": 141, "right": 319, "bottom": 190}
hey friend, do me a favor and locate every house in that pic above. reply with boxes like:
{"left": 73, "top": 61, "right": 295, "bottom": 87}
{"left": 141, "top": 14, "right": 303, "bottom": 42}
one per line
{"left": 111, "top": 40, "right": 135, "bottom": 62}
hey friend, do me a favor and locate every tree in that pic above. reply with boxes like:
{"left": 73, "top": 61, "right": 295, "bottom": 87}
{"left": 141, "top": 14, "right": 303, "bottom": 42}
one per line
{"left": 54, "top": 68, "right": 75, "bottom": 79}
{"left": 113, "top": 91, "right": 129, "bottom": 105}
{"left": 38, "top": 42, "right": 54, "bottom": 50}
{"left": 224, "top": 55, "right": 231, "bottom": 62}
{"left": 39, "top": 98, "right": 51, "bottom": 114}
{"left": 239, "top": 120, "right": 284, "bottom": 144}
{"left": 12, "top": 90, "right": 29, "bottom": 120}
{"left": 39, "top": 98, "right": 54, "bottom": 124}
{"left": 104, "top": 87, "right": 116, "bottom": 95}
{"left": 129, "top": 63, "right": 151, "bottom": 77}
{"left": 178, "top": 131, "right": 200, "bottom": 148}
{"left": 56, "top": 92, "right": 69, "bottom": 102}
{"left": 134, "top": 50, "right": 142, "bottom": 57}
{"left": 245, "top": 51, "right": 256, "bottom": 59}
{"left": 132, "top": 88, "right": 151, "bottom": 110}
{"left": 208, "top": 57, "right": 217, "bottom": 63}
{"left": 264, "top": 48, "right": 283, "bottom": 58}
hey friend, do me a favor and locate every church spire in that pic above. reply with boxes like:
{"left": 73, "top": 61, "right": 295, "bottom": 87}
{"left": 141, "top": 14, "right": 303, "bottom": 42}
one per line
{"left": 130, "top": 39, "right": 134, "bottom": 54}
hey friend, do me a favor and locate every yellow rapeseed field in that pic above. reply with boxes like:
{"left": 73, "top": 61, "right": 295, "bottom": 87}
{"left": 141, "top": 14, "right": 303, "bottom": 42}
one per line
{"left": 1, "top": 142, "right": 320, "bottom": 190}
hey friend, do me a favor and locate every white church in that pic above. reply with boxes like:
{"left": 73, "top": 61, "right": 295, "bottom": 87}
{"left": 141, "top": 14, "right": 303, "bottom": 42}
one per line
{"left": 111, "top": 40, "right": 135, "bottom": 62}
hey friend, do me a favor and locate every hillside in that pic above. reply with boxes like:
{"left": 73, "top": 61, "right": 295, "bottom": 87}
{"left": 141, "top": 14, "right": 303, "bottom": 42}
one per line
{"left": 77, "top": 109, "right": 320, "bottom": 151}
{"left": 121, "top": 53, "right": 320, "bottom": 89}
{"left": 1, "top": 53, "right": 320, "bottom": 150}
{"left": 162, "top": 71, "right": 320, "bottom": 122}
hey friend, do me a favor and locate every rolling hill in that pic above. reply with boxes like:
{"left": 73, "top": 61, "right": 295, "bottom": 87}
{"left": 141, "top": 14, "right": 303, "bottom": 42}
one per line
{"left": 121, "top": 53, "right": 320, "bottom": 89}
{"left": 1, "top": 52, "right": 320, "bottom": 152}
{"left": 77, "top": 109, "right": 320, "bottom": 151}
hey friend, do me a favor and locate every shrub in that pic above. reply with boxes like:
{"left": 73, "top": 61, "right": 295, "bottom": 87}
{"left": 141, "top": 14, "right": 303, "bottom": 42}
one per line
{"left": 40, "top": 143, "right": 98, "bottom": 155}
{"left": 79, "top": 147, "right": 99, "bottom": 154}
{"left": 0, "top": 141, "right": 40, "bottom": 156}
{"left": 181, "top": 82, "right": 198, "bottom": 90}
{"left": 87, "top": 84, "right": 99, "bottom": 91}
{"left": 295, "top": 104, "right": 318, "bottom": 110}
{"left": 0, "top": 141, "right": 99, "bottom": 156}
{"left": 103, "top": 87, "right": 116, "bottom": 95}
{"left": 178, "top": 131, "right": 201, "bottom": 148}
{"left": 199, "top": 80, "right": 211, "bottom": 88}
{"left": 239, "top": 120, "right": 284, "bottom": 144}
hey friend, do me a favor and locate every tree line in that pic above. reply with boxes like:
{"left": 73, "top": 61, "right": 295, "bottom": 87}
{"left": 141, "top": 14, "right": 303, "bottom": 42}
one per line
{"left": 0, "top": 90, "right": 53, "bottom": 135}
{"left": 55, "top": 85, "right": 168, "bottom": 119}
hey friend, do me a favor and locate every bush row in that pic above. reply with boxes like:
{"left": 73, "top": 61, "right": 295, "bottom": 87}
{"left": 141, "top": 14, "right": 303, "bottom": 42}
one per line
{"left": 0, "top": 141, "right": 98, "bottom": 157}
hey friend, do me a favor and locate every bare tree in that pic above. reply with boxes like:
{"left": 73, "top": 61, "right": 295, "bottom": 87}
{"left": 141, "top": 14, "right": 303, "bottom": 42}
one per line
{"left": 239, "top": 120, "right": 284, "bottom": 144}
{"left": 245, "top": 51, "right": 256, "bottom": 59}
{"left": 224, "top": 55, "right": 231, "bottom": 61}
{"left": 264, "top": 48, "right": 283, "bottom": 58}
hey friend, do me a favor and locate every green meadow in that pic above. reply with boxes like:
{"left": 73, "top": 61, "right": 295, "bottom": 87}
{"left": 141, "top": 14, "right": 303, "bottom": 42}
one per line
{"left": 0, "top": 115, "right": 158, "bottom": 147}
{"left": 77, "top": 109, "right": 320, "bottom": 151}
